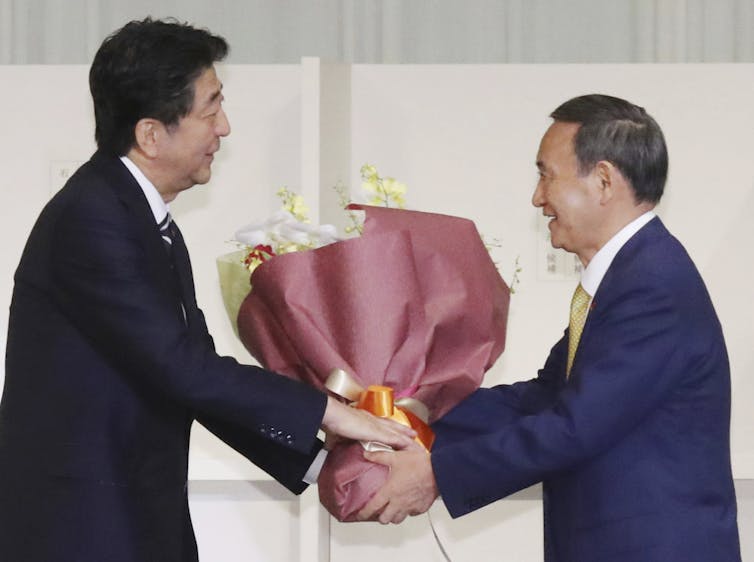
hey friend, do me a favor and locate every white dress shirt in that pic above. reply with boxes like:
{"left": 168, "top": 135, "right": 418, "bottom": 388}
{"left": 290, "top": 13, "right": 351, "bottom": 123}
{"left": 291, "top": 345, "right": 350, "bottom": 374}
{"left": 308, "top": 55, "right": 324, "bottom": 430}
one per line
{"left": 579, "top": 211, "right": 657, "bottom": 310}
{"left": 119, "top": 156, "right": 169, "bottom": 224}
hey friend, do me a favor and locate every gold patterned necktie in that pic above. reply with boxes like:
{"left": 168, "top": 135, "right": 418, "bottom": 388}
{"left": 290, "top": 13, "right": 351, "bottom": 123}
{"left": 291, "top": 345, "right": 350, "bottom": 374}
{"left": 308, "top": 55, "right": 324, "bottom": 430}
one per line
{"left": 567, "top": 283, "right": 591, "bottom": 376}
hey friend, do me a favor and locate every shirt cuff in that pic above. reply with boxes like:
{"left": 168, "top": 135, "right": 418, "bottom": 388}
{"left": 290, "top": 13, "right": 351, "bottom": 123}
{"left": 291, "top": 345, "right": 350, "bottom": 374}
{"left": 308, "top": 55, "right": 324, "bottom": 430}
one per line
{"left": 303, "top": 448, "right": 329, "bottom": 484}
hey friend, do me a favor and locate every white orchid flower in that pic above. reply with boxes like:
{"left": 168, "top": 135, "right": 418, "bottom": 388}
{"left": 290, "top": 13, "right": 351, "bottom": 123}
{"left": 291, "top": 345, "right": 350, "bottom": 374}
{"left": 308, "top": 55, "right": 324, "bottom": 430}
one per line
{"left": 235, "top": 206, "right": 341, "bottom": 253}
{"left": 278, "top": 223, "right": 312, "bottom": 245}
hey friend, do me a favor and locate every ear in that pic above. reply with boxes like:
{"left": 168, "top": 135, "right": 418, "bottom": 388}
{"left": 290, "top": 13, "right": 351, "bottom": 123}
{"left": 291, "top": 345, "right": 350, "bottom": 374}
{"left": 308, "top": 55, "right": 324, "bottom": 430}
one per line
{"left": 133, "top": 118, "right": 163, "bottom": 159}
{"left": 594, "top": 161, "right": 616, "bottom": 205}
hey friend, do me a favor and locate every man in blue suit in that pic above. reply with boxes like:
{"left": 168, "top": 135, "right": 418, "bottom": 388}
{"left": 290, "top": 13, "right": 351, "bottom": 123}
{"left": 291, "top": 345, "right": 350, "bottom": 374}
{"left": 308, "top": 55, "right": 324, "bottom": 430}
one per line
{"left": 359, "top": 94, "right": 741, "bottom": 561}
{"left": 0, "top": 18, "right": 414, "bottom": 562}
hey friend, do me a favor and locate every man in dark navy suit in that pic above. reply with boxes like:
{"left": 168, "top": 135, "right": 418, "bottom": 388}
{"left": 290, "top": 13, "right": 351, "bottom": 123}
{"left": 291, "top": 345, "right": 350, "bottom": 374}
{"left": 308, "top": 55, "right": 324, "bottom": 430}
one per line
{"left": 0, "top": 18, "right": 414, "bottom": 562}
{"left": 359, "top": 94, "right": 741, "bottom": 561}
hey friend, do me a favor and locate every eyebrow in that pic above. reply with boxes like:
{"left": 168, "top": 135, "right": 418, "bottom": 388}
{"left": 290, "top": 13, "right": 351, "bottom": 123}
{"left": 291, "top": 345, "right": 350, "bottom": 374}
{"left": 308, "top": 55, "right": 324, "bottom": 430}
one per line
{"left": 201, "top": 83, "right": 224, "bottom": 110}
{"left": 208, "top": 84, "right": 223, "bottom": 104}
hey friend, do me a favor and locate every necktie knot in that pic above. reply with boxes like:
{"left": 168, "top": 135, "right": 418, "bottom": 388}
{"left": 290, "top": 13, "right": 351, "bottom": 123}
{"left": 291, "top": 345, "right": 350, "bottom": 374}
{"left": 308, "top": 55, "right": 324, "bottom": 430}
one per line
{"left": 158, "top": 213, "right": 175, "bottom": 251}
{"left": 567, "top": 283, "right": 591, "bottom": 376}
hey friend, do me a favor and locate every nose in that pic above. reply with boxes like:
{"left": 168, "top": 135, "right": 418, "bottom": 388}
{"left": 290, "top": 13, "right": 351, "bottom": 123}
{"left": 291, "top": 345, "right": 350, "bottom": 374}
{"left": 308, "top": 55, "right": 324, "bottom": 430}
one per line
{"left": 216, "top": 107, "right": 231, "bottom": 137}
{"left": 532, "top": 181, "right": 545, "bottom": 208}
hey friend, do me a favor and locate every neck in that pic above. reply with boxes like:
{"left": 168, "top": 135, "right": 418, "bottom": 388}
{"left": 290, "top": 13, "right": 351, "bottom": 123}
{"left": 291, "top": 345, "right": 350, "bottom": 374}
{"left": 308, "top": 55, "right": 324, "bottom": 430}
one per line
{"left": 611, "top": 201, "right": 655, "bottom": 235}
{"left": 580, "top": 202, "right": 655, "bottom": 267}
{"left": 125, "top": 149, "right": 178, "bottom": 203}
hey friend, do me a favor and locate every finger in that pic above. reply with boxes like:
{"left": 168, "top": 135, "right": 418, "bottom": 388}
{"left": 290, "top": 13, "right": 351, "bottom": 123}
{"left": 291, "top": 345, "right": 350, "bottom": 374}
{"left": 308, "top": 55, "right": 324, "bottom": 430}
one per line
{"left": 374, "top": 427, "right": 415, "bottom": 450}
{"left": 364, "top": 410, "right": 415, "bottom": 433}
{"left": 391, "top": 511, "right": 408, "bottom": 525}
{"left": 403, "top": 439, "right": 426, "bottom": 452}
{"left": 349, "top": 409, "right": 416, "bottom": 447}
{"left": 363, "top": 450, "right": 394, "bottom": 468}
{"left": 377, "top": 501, "right": 404, "bottom": 525}
{"left": 379, "top": 416, "right": 418, "bottom": 436}
{"left": 373, "top": 416, "right": 417, "bottom": 443}
{"left": 357, "top": 492, "right": 389, "bottom": 521}
{"left": 324, "top": 402, "right": 414, "bottom": 448}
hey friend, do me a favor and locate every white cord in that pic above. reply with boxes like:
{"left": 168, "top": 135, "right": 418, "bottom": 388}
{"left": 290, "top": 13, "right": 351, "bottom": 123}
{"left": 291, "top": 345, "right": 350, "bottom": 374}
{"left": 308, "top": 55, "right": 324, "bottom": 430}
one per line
{"left": 427, "top": 509, "right": 452, "bottom": 562}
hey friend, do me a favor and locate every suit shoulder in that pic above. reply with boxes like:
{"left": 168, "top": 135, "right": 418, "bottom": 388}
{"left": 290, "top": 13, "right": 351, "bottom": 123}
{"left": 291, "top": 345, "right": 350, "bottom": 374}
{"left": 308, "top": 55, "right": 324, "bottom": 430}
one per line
{"left": 615, "top": 219, "right": 701, "bottom": 285}
{"left": 601, "top": 220, "right": 719, "bottom": 326}
{"left": 45, "top": 155, "right": 135, "bottom": 226}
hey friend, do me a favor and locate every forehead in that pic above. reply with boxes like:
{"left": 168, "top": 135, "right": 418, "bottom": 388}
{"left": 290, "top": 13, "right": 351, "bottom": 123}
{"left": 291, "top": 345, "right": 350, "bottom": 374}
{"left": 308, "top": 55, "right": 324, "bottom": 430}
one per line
{"left": 537, "top": 121, "right": 580, "bottom": 165}
{"left": 190, "top": 66, "right": 222, "bottom": 109}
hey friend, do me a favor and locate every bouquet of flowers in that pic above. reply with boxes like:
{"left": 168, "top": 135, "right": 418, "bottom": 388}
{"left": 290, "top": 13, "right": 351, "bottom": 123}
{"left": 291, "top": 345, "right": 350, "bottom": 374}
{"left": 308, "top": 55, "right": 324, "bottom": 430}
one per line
{"left": 217, "top": 187, "right": 340, "bottom": 337}
{"left": 217, "top": 167, "right": 510, "bottom": 521}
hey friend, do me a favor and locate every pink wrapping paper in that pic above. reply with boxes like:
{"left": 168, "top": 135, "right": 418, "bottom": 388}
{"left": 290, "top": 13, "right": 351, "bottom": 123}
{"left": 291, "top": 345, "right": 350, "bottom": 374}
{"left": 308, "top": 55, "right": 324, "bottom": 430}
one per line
{"left": 237, "top": 205, "right": 510, "bottom": 520}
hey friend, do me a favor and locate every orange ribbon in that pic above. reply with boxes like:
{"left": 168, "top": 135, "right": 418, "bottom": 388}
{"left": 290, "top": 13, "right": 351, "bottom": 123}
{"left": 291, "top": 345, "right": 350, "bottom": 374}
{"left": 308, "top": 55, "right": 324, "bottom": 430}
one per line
{"left": 326, "top": 370, "right": 435, "bottom": 451}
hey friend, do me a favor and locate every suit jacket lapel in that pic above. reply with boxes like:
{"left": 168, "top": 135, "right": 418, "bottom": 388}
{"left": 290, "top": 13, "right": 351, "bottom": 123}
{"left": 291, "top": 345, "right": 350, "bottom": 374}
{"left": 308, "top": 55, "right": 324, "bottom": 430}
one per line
{"left": 591, "top": 217, "right": 666, "bottom": 308}
{"left": 88, "top": 151, "right": 191, "bottom": 322}
{"left": 571, "top": 217, "right": 667, "bottom": 376}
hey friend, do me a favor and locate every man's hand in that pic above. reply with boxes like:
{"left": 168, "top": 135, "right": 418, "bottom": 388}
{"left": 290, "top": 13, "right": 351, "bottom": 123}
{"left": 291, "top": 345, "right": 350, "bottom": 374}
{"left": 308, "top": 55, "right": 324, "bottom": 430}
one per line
{"left": 357, "top": 442, "right": 439, "bottom": 524}
{"left": 321, "top": 396, "right": 416, "bottom": 450}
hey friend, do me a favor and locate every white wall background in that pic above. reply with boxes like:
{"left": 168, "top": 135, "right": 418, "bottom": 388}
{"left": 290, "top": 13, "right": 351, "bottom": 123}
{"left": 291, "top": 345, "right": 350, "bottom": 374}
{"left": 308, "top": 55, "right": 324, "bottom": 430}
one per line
{"left": 0, "top": 62, "right": 752, "bottom": 560}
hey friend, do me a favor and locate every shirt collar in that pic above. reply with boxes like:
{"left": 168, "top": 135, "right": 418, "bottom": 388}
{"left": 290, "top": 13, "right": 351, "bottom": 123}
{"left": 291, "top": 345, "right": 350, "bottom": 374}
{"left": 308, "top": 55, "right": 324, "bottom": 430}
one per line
{"left": 119, "top": 156, "right": 169, "bottom": 225}
{"left": 580, "top": 210, "right": 656, "bottom": 297}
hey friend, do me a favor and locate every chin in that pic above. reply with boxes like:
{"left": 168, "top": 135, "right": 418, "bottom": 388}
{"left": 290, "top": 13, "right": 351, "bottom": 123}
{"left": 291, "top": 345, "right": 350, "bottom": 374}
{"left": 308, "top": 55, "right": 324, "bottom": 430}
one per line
{"left": 192, "top": 170, "right": 212, "bottom": 185}
{"left": 549, "top": 227, "right": 568, "bottom": 252}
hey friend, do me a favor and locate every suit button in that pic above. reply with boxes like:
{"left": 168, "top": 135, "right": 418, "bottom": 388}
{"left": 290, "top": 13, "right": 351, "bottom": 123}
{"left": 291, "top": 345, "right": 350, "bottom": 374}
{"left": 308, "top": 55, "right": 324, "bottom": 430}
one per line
{"left": 258, "top": 424, "right": 268, "bottom": 434}
{"left": 276, "top": 430, "right": 285, "bottom": 440}
{"left": 286, "top": 434, "right": 294, "bottom": 444}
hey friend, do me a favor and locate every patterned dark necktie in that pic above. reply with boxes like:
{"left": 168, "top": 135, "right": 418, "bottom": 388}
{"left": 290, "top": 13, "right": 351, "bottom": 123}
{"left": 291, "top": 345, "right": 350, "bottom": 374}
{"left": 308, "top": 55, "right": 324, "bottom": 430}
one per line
{"left": 158, "top": 212, "right": 175, "bottom": 254}
{"left": 158, "top": 212, "right": 191, "bottom": 324}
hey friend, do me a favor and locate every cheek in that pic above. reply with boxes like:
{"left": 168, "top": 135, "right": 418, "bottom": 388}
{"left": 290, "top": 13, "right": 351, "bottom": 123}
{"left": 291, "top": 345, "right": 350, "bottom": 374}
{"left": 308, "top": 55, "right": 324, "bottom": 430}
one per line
{"left": 558, "top": 189, "right": 591, "bottom": 220}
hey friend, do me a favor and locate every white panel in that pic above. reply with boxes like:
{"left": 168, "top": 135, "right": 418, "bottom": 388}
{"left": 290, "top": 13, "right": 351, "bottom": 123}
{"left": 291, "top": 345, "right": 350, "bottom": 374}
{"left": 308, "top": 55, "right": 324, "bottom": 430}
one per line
{"left": 318, "top": 61, "right": 353, "bottom": 233}
{"left": 300, "top": 57, "right": 322, "bottom": 221}
{"left": 189, "top": 480, "right": 301, "bottom": 562}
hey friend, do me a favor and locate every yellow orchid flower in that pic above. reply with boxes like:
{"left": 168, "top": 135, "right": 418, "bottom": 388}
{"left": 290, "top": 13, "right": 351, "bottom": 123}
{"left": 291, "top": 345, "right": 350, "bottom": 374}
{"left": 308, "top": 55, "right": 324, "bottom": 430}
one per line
{"left": 360, "top": 163, "right": 378, "bottom": 182}
{"left": 277, "top": 187, "right": 310, "bottom": 222}
{"left": 381, "top": 177, "right": 407, "bottom": 208}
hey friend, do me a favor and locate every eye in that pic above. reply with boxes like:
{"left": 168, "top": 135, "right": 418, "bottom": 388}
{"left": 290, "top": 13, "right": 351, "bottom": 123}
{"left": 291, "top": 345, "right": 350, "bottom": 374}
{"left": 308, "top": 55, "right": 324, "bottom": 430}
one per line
{"left": 205, "top": 97, "right": 224, "bottom": 119}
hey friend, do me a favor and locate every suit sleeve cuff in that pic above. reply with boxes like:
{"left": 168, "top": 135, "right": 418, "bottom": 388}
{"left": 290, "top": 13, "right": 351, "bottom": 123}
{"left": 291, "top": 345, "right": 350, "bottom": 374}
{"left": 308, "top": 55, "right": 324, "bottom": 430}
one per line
{"left": 303, "top": 448, "right": 329, "bottom": 484}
